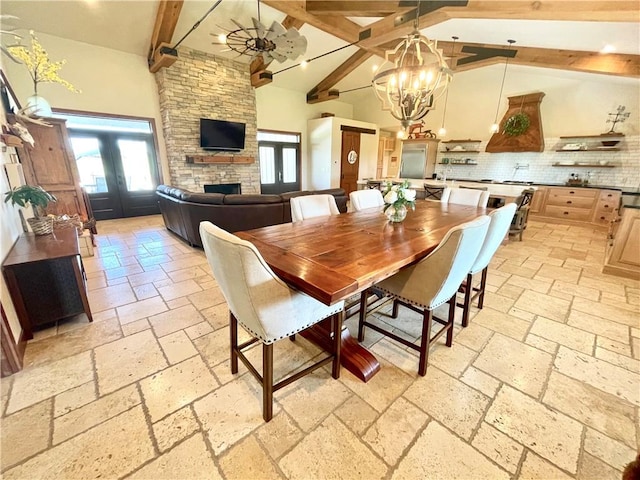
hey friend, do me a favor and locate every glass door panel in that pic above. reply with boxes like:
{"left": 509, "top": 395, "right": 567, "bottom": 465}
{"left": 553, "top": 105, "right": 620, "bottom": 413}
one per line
{"left": 259, "top": 146, "right": 276, "bottom": 185}
{"left": 70, "top": 137, "right": 108, "bottom": 193}
{"left": 117, "top": 139, "right": 154, "bottom": 191}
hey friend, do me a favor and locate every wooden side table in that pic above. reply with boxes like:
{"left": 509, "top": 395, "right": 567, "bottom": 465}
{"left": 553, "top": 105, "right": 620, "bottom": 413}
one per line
{"left": 2, "top": 229, "right": 93, "bottom": 340}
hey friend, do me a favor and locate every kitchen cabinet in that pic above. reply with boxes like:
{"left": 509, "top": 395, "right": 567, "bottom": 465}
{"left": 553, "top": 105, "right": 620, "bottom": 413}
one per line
{"left": 529, "top": 187, "right": 546, "bottom": 213}
{"left": 530, "top": 186, "right": 620, "bottom": 227}
{"left": 603, "top": 207, "right": 640, "bottom": 279}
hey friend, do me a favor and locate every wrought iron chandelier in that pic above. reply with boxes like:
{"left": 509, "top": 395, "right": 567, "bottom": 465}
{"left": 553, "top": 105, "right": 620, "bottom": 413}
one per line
{"left": 372, "top": 9, "right": 451, "bottom": 129}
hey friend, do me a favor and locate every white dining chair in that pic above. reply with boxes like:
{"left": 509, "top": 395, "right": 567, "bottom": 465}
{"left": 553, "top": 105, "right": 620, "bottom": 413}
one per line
{"left": 441, "top": 187, "right": 490, "bottom": 207}
{"left": 290, "top": 194, "right": 340, "bottom": 222}
{"left": 458, "top": 203, "right": 517, "bottom": 327}
{"left": 199, "top": 221, "right": 344, "bottom": 422}
{"left": 349, "top": 189, "right": 385, "bottom": 211}
{"left": 358, "top": 215, "right": 491, "bottom": 376}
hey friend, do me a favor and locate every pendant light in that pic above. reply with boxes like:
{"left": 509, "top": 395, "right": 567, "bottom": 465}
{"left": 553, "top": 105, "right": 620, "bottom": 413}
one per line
{"left": 490, "top": 39, "right": 516, "bottom": 134}
{"left": 437, "top": 36, "right": 458, "bottom": 138}
{"left": 372, "top": 3, "right": 452, "bottom": 130}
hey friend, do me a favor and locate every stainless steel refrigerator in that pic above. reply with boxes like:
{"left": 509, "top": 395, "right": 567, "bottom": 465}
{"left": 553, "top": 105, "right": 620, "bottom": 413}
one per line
{"left": 399, "top": 142, "right": 435, "bottom": 179}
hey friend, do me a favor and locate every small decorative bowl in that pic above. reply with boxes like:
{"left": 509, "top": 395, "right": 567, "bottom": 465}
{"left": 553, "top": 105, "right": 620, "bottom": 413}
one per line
{"left": 601, "top": 140, "right": 619, "bottom": 147}
{"left": 599, "top": 160, "right": 609, "bottom": 165}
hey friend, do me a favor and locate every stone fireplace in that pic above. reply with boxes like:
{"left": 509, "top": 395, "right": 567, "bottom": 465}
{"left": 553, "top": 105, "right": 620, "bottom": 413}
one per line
{"left": 155, "top": 47, "right": 260, "bottom": 193}
{"left": 204, "top": 183, "right": 241, "bottom": 194}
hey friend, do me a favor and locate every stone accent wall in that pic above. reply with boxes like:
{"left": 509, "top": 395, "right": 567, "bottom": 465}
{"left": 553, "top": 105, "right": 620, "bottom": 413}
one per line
{"left": 155, "top": 47, "right": 259, "bottom": 193}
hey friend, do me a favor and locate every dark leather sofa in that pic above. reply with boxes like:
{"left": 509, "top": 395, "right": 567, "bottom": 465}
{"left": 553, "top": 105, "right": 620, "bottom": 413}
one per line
{"left": 156, "top": 185, "right": 348, "bottom": 247}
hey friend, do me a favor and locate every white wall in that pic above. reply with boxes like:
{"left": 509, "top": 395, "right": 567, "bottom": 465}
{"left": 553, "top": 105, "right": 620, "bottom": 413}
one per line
{"left": 3, "top": 33, "right": 169, "bottom": 181}
{"left": 256, "top": 85, "right": 354, "bottom": 190}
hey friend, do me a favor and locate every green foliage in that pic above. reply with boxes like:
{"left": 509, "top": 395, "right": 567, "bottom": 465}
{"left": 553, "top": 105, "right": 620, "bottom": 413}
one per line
{"left": 503, "top": 112, "right": 531, "bottom": 136}
{"left": 4, "top": 185, "right": 56, "bottom": 217}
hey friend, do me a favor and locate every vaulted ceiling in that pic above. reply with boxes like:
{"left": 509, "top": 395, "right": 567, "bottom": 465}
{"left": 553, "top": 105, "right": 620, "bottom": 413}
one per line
{"left": 3, "top": 0, "right": 639, "bottom": 106}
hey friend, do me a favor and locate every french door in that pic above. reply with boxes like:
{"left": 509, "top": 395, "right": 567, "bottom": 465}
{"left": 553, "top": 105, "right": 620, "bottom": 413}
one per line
{"left": 69, "top": 132, "right": 160, "bottom": 220}
{"left": 258, "top": 131, "right": 301, "bottom": 194}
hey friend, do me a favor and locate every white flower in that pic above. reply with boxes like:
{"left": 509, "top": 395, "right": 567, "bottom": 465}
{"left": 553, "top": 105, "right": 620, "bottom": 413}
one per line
{"left": 384, "top": 190, "right": 398, "bottom": 204}
{"left": 403, "top": 188, "right": 416, "bottom": 201}
{"left": 391, "top": 185, "right": 399, "bottom": 191}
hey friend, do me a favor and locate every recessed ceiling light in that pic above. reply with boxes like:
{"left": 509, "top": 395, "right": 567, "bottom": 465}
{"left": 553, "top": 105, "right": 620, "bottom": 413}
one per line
{"left": 600, "top": 44, "right": 616, "bottom": 54}
{"left": 300, "top": 60, "right": 308, "bottom": 69}
{"left": 372, "top": 64, "right": 378, "bottom": 72}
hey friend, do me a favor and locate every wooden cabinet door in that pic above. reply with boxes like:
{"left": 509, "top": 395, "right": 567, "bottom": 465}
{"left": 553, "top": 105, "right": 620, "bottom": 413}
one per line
{"left": 14, "top": 117, "right": 88, "bottom": 221}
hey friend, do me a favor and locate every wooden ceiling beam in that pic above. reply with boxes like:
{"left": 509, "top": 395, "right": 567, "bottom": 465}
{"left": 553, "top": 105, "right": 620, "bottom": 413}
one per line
{"left": 148, "top": 0, "right": 184, "bottom": 73}
{"left": 305, "top": 1, "right": 410, "bottom": 16}
{"left": 439, "top": 40, "right": 640, "bottom": 77}
{"left": 306, "top": 49, "right": 374, "bottom": 103}
{"left": 357, "top": 1, "right": 640, "bottom": 49}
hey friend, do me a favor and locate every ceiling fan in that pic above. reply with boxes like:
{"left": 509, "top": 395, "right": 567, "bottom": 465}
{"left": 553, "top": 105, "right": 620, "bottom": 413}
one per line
{"left": 214, "top": 0, "right": 307, "bottom": 63}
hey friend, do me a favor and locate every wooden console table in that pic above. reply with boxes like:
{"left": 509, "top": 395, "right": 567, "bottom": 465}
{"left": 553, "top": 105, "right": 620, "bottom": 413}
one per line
{"left": 2, "top": 229, "right": 93, "bottom": 340}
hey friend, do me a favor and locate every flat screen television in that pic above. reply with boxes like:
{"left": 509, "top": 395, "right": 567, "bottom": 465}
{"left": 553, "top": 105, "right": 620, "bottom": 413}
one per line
{"left": 200, "top": 118, "right": 246, "bottom": 152}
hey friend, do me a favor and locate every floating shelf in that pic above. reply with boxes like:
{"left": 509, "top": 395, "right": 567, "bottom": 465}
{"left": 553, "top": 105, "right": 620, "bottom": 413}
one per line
{"left": 559, "top": 134, "right": 625, "bottom": 139}
{"left": 442, "top": 139, "right": 481, "bottom": 143}
{"left": 552, "top": 163, "right": 616, "bottom": 168}
{"left": 440, "top": 150, "right": 481, "bottom": 153}
{"left": 555, "top": 148, "right": 620, "bottom": 152}
{"left": 439, "top": 162, "right": 477, "bottom": 165}
{"left": 186, "top": 155, "right": 255, "bottom": 164}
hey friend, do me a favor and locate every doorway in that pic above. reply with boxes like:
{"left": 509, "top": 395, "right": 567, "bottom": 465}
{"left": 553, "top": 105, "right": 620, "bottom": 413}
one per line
{"left": 340, "top": 130, "right": 360, "bottom": 195}
{"left": 258, "top": 130, "right": 301, "bottom": 194}
{"left": 69, "top": 132, "right": 160, "bottom": 220}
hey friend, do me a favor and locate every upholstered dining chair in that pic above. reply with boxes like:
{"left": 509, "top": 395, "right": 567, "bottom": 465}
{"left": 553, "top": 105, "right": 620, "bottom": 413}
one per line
{"left": 357, "top": 215, "right": 491, "bottom": 376}
{"left": 458, "top": 203, "right": 517, "bottom": 327}
{"left": 290, "top": 194, "right": 340, "bottom": 222}
{"left": 199, "top": 221, "right": 344, "bottom": 422}
{"left": 350, "top": 189, "right": 385, "bottom": 211}
{"left": 441, "top": 187, "right": 490, "bottom": 207}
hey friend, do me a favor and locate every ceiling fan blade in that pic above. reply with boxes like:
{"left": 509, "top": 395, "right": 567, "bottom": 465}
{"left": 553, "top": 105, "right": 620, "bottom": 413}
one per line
{"left": 273, "top": 32, "right": 307, "bottom": 60}
{"left": 251, "top": 17, "right": 267, "bottom": 39}
{"left": 265, "top": 20, "right": 286, "bottom": 40}
{"left": 230, "top": 18, "right": 252, "bottom": 37}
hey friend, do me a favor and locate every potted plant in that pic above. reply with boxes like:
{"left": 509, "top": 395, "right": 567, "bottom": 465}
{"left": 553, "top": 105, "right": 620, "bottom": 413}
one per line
{"left": 4, "top": 184, "right": 57, "bottom": 235}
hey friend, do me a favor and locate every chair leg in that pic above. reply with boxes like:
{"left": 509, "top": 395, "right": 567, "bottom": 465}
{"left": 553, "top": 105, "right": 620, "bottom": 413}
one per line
{"left": 446, "top": 296, "right": 455, "bottom": 347}
{"left": 263, "top": 343, "right": 274, "bottom": 422}
{"left": 418, "top": 309, "right": 433, "bottom": 377}
{"left": 392, "top": 299, "right": 399, "bottom": 319}
{"left": 230, "top": 312, "right": 238, "bottom": 374}
{"left": 477, "top": 267, "right": 488, "bottom": 310}
{"left": 462, "top": 272, "right": 473, "bottom": 328}
{"left": 357, "top": 290, "right": 368, "bottom": 342}
{"left": 332, "top": 312, "right": 343, "bottom": 379}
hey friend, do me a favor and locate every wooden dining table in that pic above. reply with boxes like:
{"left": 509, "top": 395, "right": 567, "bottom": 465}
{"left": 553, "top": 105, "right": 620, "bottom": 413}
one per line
{"left": 236, "top": 200, "right": 488, "bottom": 381}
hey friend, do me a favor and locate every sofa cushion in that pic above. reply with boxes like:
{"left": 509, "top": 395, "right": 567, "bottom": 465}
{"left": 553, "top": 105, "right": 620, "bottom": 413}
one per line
{"left": 180, "top": 192, "right": 225, "bottom": 205}
{"left": 224, "top": 194, "right": 282, "bottom": 205}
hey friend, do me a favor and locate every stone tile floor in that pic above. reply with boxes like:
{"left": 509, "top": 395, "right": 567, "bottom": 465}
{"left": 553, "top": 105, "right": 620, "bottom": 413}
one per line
{"left": 1, "top": 215, "right": 638, "bottom": 479}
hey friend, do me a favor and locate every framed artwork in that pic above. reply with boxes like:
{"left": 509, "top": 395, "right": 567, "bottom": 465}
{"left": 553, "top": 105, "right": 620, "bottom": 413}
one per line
{"left": 0, "top": 70, "right": 21, "bottom": 114}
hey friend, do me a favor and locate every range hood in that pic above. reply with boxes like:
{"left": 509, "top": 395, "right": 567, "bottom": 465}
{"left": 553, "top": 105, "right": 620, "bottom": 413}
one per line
{"left": 486, "top": 92, "right": 545, "bottom": 153}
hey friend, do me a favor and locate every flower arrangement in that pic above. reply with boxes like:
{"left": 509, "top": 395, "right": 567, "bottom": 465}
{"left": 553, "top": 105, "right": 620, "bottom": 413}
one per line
{"left": 382, "top": 180, "right": 416, "bottom": 222}
{"left": 7, "top": 31, "right": 79, "bottom": 96}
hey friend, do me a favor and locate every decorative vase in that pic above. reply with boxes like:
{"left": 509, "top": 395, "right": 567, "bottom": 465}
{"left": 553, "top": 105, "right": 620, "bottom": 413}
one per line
{"left": 385, "top": 204, "right": 407, "bottom": 223}
{"left": 24, "top": 94, "right": 53, "bottom": 117}
{"left": 27, "top": 216, "right": 54, "bottom": 235}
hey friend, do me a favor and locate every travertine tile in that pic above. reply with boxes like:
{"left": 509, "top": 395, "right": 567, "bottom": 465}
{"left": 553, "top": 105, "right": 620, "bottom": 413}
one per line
{"left": 514, "top": 290, "right": 570, "bottom": 322}
{"left": 168, "top": 266, "right": 210, "bottom": 283}
{"left": 279, "top": 415, "right": 387, "bottom": 479}
{"left": 403, "top": 367, "right": 489, "bottom": 440}
{"left": 453, "top": 322, "right": 494, "bottom": 351}
{"left": 200, "top": 303, "right": 230, "bottom": 330}
{"left": 333, "top": 395, "right": 379, "bottom": 437}
{"left": 518, "top": 451, "right": 573, "bottom": 480}
{"left": 496, "top": 282, "right": 524, "bottom": 299}
{"left": 95, "top": 330, "right": 167, "bottom": 395}
{"left": 551, "top": 280, "right": 600, "bottom": 300}
{"left": 506, "top": 274, "right": 553, "bottom": 294}
{"left": 428, "top": 341, "right": 476, "bottom": 377}
{"left": 472, "top": 308, "right": 530, "bottom": 341}
{"left": 1, "top": 399, "right": 52, "bottom": 471}
{"left": 193, "top": 327, "right": 233, "bottom": 369}
{"left": 254, "top": 411, "right": 304, "bottom": 460}
{"left": 460, "top": 365, "right": 501, "bottom": 398}
{"left": 88, "top": 282, "right": 137, "bottom": 312}
{"left": 498, "top": 262, "right": 539, "bottom": 279}
{"left": 525, "top": 333, "right": 558, "bottom": 354}
{"left": 161, "top": 255, "right": 209, "bottom": 273}
{"left": 362, "top": 397, "right": 428, "bottom": 465}
{"left": 554, "top": 346, "right": 640, "bottom": 406}
{"left": 188, "top": 286, "right": 226, "bottom": 310}
{"left": 128, "top": 433, "right": 221, "bottom": 480}
{"left": 157, "top": 279, "right": 203, "bottom": 302}
{"left": 530, "top": 316, "right": 595, "bottom": 354}
{"left": 54, "top": 381, "right": 96, "bottom": 418}
{"left": 597, "top": 337, "right": 632, "bottom": 356}
{"left": 481, "top": 291, "right": 515, "bottom": 313}
{"left": 393, "top": 421, "right": 510, "bottom": 479}
{"left": 127, "top": 268, "right": 169, "bottom": 287}
{"left": 579, "top": 276, "right": 627, "bottom": 297}
{"left": 194, "top": 377, "right": 264, "bottom": 455}
{"left": 578, "top": 452, "right": 624, "bottom": 480}
{"left": 3, "top": 406, "right": 154, "bottom": 480}
{"left": 220, "top": 435, "right": 282, "bottom": 480}
{"left": 567, "top": 310, "right": 630, "bottom": 343}
{"left": 537, "top": 264, "right": 581, "bottom": 283}
{"left": 583, "top": 427, "right": 637, "bottom": 471}
{"left": 116, "top": 296, "right": 167, "bottom": 325}
{"left": 153, "top": 406, "right": 200, "bottom": 452}
{"left": 595, "top": 346, "right": 640, "bottom": 373}
{"left": 184, "top": 321, "right": 214, "bottom": 340}
{"left": 572, "top": 297, "right": 640, "bottom": 327}
{"left": 140, "top": 356, "right": 218, "bottom": 422}
{"left": 471, "top": 422, "right": 524, "bottom": 473}
{"left": 543, "top": 372, "right": 636, "bottom": 448}
{"left": 485, "top": 385, "right": 583, "bottom": 473}
{"left": 474, "top": 334, "right": 552, "bottom": 397}
{"left": 54, "top": 384, "right": 140, "bottom": 444}
{"left": 158, "top": 330, "right": 198, "bottom": 364}
{"left": 7, "top": 351, "right": 93, "bottom": 414}
{"left": 121, "top": 318, "right": 151, "bottom": 336}
{"left": 149, "top": 304, "right": 205, "bottom": 337}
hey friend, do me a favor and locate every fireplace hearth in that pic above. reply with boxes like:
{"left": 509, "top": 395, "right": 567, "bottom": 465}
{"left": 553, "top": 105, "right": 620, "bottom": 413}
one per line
{"left": 204, "top": 183, "right": 242, "bottom": 194}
